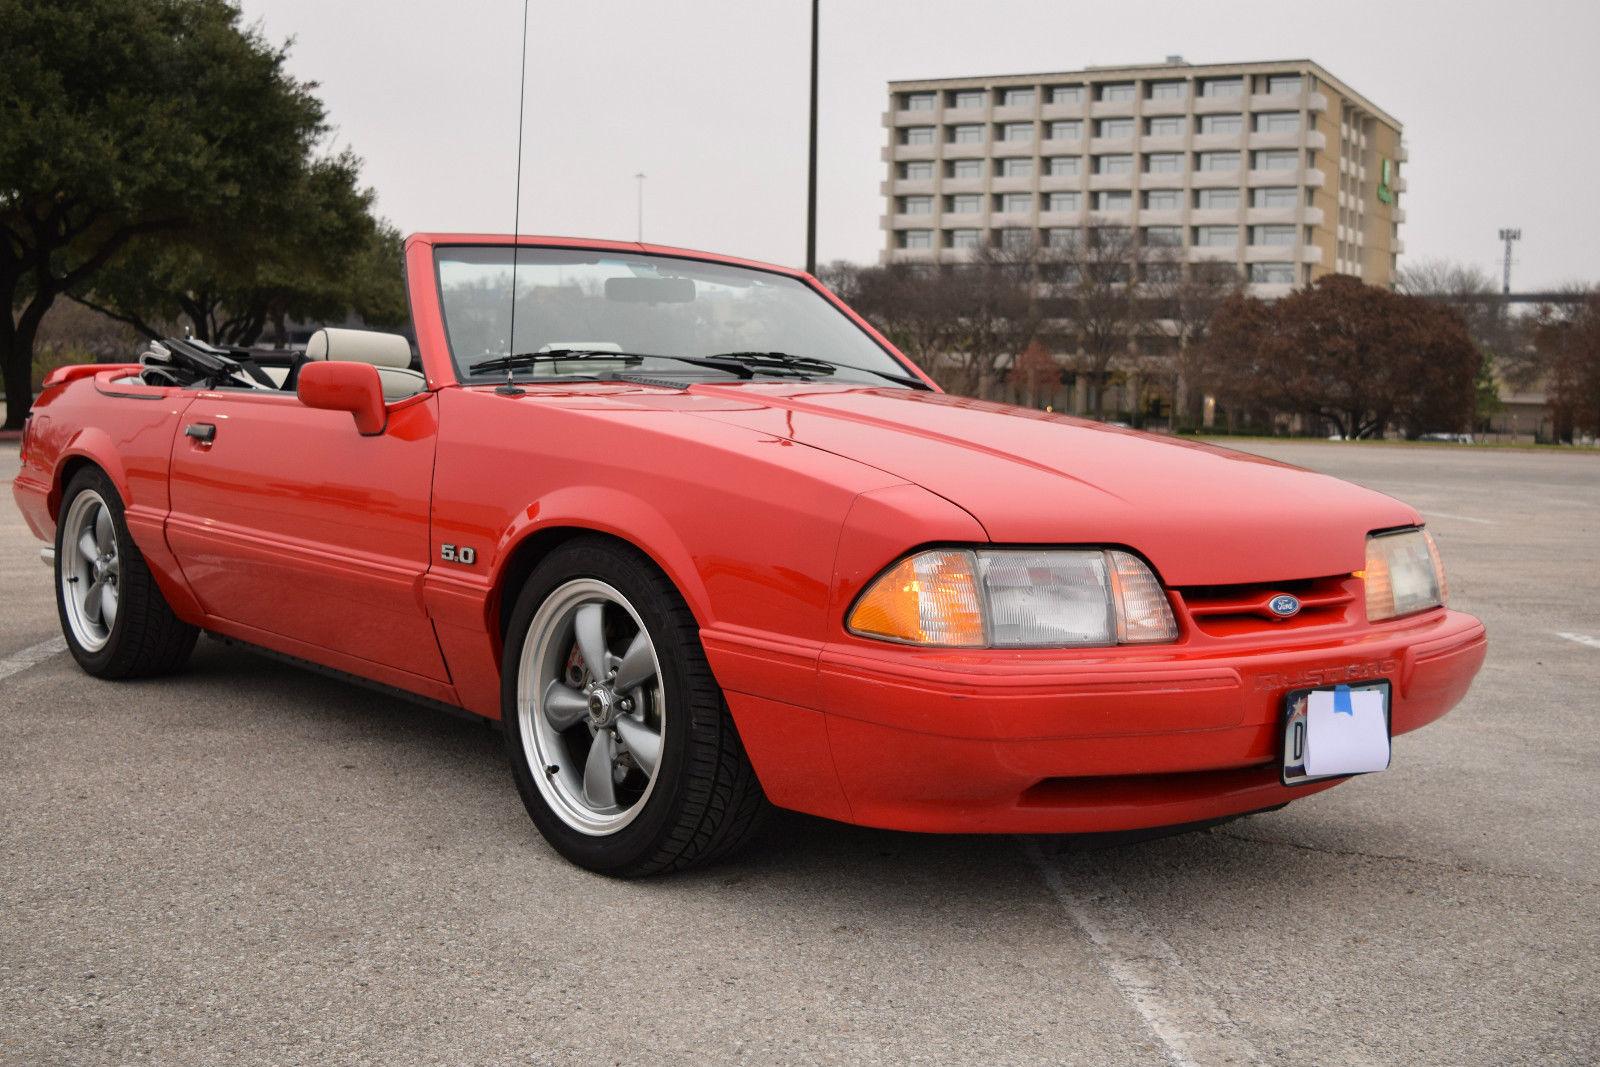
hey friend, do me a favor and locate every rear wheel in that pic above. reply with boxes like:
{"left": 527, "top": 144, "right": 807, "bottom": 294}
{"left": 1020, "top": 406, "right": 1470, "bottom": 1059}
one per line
{"left": 55, "top": 467, "right": 199, "bottom": 678}
{"left": 501, "top": 537, "right": 768, "bottom": 876}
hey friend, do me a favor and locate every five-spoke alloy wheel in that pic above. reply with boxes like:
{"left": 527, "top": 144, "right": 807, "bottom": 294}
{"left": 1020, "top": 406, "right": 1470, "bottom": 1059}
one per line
{"left": 519, "top": 579, "right": 667, "bottom": 835}
{"left": 59, "top": 489, "right": 120, "bottom": 653}
{"left": 501, "top": 536, "right": 768, "bottom": 876}
{"left": 54, "top": 467, "right": 198, "bottom": 678}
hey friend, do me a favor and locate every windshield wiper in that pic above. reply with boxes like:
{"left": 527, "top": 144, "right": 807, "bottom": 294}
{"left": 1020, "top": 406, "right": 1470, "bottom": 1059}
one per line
{"left": 468, "top": 349, "right": 650, "bottom": 374}
{"left": 699, "top": 351, "right": 930, "bottom": 389}
{"left": 468, "top": 347, "right": 928, "bottom": 390}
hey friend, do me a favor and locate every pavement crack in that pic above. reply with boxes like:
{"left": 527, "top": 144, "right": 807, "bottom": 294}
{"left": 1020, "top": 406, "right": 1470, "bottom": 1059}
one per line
{"left": 1212, "top": 830, "right": 1600, "bottom": 889}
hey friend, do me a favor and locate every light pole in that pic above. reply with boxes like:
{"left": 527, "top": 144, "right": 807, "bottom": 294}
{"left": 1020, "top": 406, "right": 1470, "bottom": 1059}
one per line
{"left": 805, "top": 0, "right": 819, "bottom": 275}
{"left": 635, "top": 172, "right": 646, "bottom": 242}
{"left": 1497, "top": 227, "right": 1521, "bottom": 296}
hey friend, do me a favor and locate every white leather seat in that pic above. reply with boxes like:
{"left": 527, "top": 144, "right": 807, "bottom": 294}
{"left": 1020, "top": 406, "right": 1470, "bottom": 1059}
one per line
{"left": 305, "top": 328, "right": 426, "bottom": 401}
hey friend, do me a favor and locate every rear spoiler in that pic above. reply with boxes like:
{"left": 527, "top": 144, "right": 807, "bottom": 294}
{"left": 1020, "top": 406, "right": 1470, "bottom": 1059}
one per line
{"left": 41, "top": 363, "right": 142, "bottom": 389}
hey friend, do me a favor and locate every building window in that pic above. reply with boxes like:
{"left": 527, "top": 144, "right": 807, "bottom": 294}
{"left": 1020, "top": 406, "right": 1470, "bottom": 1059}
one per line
{"left": 948, "top": 228, "right": 982, "bottom": 249}
{"left": 1095, "top": 154, "right": 1134, "bottom": 175}
{"left": 898, "top": 229, "right": 933, "bottom": 249}
{"left": 902, "top": 126, "right": 935, "bottom": 146}
{"left": 1143, "top": 225, "right": 1182, "bottom": 246}
{"left": 1249, "top": 262, "right": 1296, "bottom": 283}
{"left": 1193, "top": 225, "right": 1239, "bottom": 246}
{"left": 949, "top": 124, "right": 984, "bottom": 144}
{"left": 1046, "top": 227, "right": 1081, "bottom": 248}
{"left": 998, "top": 228, "right": 1034, "bottom": 250}
{"left": 1049, "top": 120, "right": 1083, "bottom": 140}
{"left": 1049, "top": 85, "right": 1084, "bottom": 104}
{"left": 1000, "top": 122, "right": 1034, "bottom": 142}
{"left": 1095, "top": 190, "right": 1134, "bottom": 211}
{"left": 1262, "top": 74, "right": 1302, "bottom": 95}
{"left": 947, "top": 194, "right": 982, "bottom": 214}
{"left": 1047, "top": 191, "right": 1081, "bottom": 212}
{"left": 1145, "top": 262, "right": 1182, "bottom": 283}
{"left": 1046, "top": 156, "right": 1081, "bottom": 176}
{"left": 899, "top": 196, "right": 933, "bottom": 215}
{"left": 1251, "top": 186, "right": 1299, "bottom": 208}
{"left": 1199, "top": 77, "right": 1244, "bottom": 98}
{"left": 1196, "top": 151, "right": 1241, "bottom": 171}
{"left": 1146, "top": 115, "right": 1185, "bottom": 136}
{"left": 948, "top": 159, "right": 983, "bottom": 179}
{"left": 950, "top": 90, "right": 984, "bottom": 109}
{"left": 997, "top": 192, "right": 1034, "bottom": 213}
{"left": 999, "top": 87, "right": 1035, "bottom": 107}
{"left": 1253, "top": 149, "right": 1299, "bottom": 170}
{"left": 1255, "top": 112, "right": 1300, "bottom": 134}
{"left": 899, "top": 161, "right": 935, "bottom": 180}
{"left": 1095, "top": 117, "right": 1135, "bottom": 138}
{"left": 1196, "top": 188, "right": 1241, "bottom": 209}
{"left": 902, "top": 92, "right": 936, "bottom": 111}
{"left": 1198, "top": 113, "right": 1244, "bottom": 135}
{"left": 1147, "top": 80, "right": 1186, "bottom": 100}
{"left": 1143, "top": 189, "right": 1181, "bottom": 210}
{"left": 998, "top": 157, "right": 1035, "bottom": 178}
{"left": 1250, "top": 224, "right": 1296, "bottom": 245}
{"left": 1144, "top": 152, "right": 1182, "bottom": 173}
{"left": 1097, "top": 82, "right": 1135, "bottom": 102}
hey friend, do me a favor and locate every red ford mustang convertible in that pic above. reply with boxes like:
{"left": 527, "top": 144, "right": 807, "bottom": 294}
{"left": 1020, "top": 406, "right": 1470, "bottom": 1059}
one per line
{"left": 13, "top": 234, "right": 1487, "bottom": 875}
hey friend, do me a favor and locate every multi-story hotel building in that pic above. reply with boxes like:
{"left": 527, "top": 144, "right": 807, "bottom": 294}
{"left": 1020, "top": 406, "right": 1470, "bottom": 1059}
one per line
{"left": 881, "top": 58, "right": 1405, "bottom": 294}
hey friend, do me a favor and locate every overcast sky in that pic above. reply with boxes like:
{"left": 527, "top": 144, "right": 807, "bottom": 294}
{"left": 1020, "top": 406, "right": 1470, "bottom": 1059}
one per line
{"left": 236, "top": 0, "right": 1596, "bottom": 289}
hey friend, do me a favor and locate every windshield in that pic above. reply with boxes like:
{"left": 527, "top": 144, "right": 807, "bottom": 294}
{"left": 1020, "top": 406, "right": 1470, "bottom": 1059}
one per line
{"left": 434, "top": 246, "right": 912, "bottom": 386}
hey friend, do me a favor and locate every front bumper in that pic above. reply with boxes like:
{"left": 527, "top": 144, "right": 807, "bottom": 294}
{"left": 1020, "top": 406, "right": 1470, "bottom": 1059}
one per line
{"left": 713, "top": 607, "right": 1487, "bottom": 833}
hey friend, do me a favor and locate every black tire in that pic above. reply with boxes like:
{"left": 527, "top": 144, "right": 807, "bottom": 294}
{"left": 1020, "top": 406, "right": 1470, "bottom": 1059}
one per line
{"left": 501, "top": 536, "right": 768, "bottom": 876}
{"left": 55, "top": 467, "right": 199, "bottom": 679}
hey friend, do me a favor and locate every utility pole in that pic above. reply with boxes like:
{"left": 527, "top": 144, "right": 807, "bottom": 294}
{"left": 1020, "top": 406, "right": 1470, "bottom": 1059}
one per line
{"left": 805, "top": 0, "right": 819, "bottom": 275}
{"left": 1498, "top": 228, "right": 1521, "bottom": 296}
{"left": 635, "top": 172, "right": 646, "bottom": 242}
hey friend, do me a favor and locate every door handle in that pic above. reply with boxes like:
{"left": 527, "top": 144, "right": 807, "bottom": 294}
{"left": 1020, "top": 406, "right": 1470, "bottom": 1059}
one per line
{"left": 185, "top": 422, "right": 217, "bottom": 443}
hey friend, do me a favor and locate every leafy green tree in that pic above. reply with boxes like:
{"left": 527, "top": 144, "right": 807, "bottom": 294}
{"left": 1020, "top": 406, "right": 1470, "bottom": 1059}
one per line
{"left": 73, "top": 152, "right": 406, "bottom": 345}
{"left": 1, "top": 0, "right": 325, "bottom": 428}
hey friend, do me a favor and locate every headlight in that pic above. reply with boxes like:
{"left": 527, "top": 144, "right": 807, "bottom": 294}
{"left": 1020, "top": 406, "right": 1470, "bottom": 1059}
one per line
{"left": 1364, "top": 528, "right": 1448, "bottom": 621}
{"left": 846, "top": 548, "right": 1178, "bottom": 648}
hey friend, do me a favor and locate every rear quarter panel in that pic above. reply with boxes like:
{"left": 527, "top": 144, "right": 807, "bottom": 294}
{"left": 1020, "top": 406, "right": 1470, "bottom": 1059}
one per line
{"left": 15, "top": 370, "right": 203, "bottom": 622}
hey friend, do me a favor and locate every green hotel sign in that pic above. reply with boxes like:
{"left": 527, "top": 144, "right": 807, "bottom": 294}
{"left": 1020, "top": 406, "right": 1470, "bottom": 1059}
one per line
{"left": 1377, "top": 158, "right": 1396, "bottom": 205}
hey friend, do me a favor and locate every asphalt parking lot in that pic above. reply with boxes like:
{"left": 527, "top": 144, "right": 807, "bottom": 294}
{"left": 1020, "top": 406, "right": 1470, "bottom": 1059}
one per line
{"left": 2, "top": 439, "right": 1597, "bottom": 1066}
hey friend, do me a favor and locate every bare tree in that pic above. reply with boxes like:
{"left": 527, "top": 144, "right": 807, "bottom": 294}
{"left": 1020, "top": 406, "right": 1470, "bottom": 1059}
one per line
{"left": 1043, "top": 224, "right": 1163, "bottom": 418}
{"left": 941, "top": 241, "right": 1043, "bottom": 399}
{"left": 1143, "top": 255, "right": 1243, "bottom": 430}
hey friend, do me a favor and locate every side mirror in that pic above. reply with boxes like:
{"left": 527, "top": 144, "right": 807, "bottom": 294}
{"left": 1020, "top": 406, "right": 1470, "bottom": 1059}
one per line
{"left": 297, "top": 361, "right": 386, "bottom": 435}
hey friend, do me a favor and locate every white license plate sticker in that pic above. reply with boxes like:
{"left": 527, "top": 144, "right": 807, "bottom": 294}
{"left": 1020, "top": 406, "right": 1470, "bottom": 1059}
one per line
{"left": 1282, "top": 681, "right": 1392, "bottom": 785}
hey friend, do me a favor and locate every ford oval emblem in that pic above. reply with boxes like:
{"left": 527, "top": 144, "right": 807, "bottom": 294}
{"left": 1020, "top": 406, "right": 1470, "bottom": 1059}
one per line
{"left": 1268, "top": 594, "right": 1301, "bottom": 618}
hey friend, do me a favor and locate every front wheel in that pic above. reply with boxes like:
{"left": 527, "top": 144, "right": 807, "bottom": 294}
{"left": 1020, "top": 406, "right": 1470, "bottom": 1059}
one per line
{"left": 501, "top": 537, "right": 768, "bottom": 876}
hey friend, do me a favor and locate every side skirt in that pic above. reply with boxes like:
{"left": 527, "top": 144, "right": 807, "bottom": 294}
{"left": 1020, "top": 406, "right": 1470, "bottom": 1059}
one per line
{"left": 205, "top": 631, "right": 493, "bottom": 728}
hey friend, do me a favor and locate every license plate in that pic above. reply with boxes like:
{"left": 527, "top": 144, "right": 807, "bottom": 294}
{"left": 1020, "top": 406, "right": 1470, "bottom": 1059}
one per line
{"left": 1281, "top": 679, "right": 1392, "bottom": 786}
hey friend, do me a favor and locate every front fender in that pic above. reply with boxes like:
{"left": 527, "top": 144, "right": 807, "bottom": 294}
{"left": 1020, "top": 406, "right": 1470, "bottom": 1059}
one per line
{"left": 492, "top": 485, "right": 714, "bottom": 627}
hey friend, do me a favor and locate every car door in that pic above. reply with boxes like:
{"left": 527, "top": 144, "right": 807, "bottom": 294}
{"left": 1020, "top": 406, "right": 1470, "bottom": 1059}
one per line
{"left": 165, "top": 387, "right": 449, "bottom": 683}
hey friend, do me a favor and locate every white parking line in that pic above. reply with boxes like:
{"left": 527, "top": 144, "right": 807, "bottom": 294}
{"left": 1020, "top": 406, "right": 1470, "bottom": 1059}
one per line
{"left": 0, "top": 636, "right": 67, "bottom": 682}
{"left": 1421, "top": 510, "right": 1496, "bottom": 525}
{"left": 1556, "top": 632, "right": 1600, "bottom": 650}
{"left": 1020, "top": 839, "right": 1262, "bottom": 1067}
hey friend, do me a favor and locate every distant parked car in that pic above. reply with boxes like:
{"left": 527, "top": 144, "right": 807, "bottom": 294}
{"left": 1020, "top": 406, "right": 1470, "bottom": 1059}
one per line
{"left": 1419, "top": 433, "right": 1475, "bottom": 445}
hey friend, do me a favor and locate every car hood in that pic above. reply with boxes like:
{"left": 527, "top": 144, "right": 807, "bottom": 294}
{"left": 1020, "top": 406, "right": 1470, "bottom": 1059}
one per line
{"left": 685, "top": 384, "right": 1420, "bottom": 586}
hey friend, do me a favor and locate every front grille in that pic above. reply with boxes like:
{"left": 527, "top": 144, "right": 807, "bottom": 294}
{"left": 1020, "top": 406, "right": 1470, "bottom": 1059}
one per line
{"left": 1176, "top": 574, "right": 1357, "bottom": 638}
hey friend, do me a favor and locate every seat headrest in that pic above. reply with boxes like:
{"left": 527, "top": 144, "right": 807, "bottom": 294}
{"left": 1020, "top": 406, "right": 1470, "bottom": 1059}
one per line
{"left": 305, "top": 328, "right": 413, "bottom": 369}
